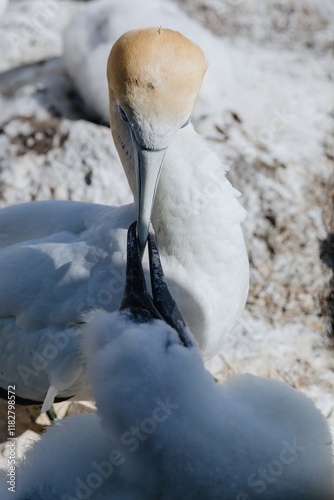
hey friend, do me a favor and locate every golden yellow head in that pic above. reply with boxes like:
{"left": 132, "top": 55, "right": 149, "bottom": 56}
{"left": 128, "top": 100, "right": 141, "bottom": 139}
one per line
{"left": 107, "top": 28, "right": 207, "bottom": 251}
{"left": 107, "top": 27, "right": 207, "bottom": 150}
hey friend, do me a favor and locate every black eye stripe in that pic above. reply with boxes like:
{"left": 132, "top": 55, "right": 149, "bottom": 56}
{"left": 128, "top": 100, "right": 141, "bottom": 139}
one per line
{"left": 118, "top": 105, "right": 129, "bottom": 122}
{"left": 181, "top": 116, "right": 191, "bottom": 128}
{"left": 118, "top": 107, "right": 190, "bottom": 129}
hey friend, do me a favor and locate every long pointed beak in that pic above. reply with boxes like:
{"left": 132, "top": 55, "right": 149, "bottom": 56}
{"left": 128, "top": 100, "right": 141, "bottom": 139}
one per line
{"left": 119, "top": 222, "right": 162, "bottom": 323}
{"left": 133, "top": 140, "right": 166, "bottom": 254}
{"left": 120, "top": 222, "right": 194, "bottom": 348}
{"left": 148, "top": 227, "right": 194, "bottom": 348}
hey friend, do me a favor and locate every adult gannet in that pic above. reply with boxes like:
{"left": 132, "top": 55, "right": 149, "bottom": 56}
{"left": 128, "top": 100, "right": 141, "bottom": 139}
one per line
{"left": 0, "top": 28, "right": 248, "bottom": 412}
{"left": 0, "top": 224, "right": 332, "bottom": 500}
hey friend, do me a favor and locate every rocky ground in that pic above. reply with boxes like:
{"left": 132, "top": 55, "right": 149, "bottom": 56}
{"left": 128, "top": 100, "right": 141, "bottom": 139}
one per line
{"left": 0, "top": 0, "right": 333, "bottom": 470}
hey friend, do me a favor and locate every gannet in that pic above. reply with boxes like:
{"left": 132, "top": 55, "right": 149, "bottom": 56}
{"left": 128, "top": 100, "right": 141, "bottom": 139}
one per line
{"left": 0, "top": 224, "right": 332, "bottom": 500}
{"left": 0, "top": 28, "right": 248, "bottom": 412}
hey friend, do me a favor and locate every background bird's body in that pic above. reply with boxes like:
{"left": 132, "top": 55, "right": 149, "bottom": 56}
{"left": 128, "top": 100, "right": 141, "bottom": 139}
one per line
{"left": 0, "top": 120, "right": 248, "bottom": 407}
{"left": 63, "top": 0, "right": 225, "bottom": 122}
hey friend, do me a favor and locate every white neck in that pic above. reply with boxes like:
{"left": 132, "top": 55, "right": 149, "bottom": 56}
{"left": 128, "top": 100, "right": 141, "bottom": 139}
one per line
{"left": 111, "top": 104, "right": 246, "bottom": 257}
{"left": 112, "top": 108, "right": 248, "bottom": 356}
{"left": 151, "top": 125, "right": 246, "bottom": 258}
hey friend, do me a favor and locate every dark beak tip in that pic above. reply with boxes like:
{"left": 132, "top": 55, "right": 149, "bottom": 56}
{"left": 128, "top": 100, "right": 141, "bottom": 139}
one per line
{"left": 122, "top": 221, "right": 193, "bottom": 349}
{"left": 120, "top": 221, "right": 163, "bottom": 322}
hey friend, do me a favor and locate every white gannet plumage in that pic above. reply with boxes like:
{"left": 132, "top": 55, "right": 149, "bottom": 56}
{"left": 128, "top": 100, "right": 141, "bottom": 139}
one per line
{"left": 0, "top": 28, "right": 248, "bottom": 412}
{"left": 0, "top": 0, "right": 7, "bottom": 21}
{"left": 0, "top": 226, "right": 331, "bottom": 500}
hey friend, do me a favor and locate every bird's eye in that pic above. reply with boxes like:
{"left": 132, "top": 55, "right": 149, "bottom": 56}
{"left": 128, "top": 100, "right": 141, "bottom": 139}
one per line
{"left": 181, "top": 116, "right": 191, "bottom": 129}
{"left": 118, "top": 106, "right": 129, "bottom": 122}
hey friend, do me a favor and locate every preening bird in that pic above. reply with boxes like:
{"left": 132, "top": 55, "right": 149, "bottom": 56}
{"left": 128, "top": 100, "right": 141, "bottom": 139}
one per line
{"left": 0, "top": 224, "right": 332, "bottom": 500}
{"left": 0, "top": 28, "right": 248, "bottom": 412}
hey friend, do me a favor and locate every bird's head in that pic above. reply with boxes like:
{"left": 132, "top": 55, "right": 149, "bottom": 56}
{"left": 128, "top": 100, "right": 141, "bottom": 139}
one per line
{"left": 107, "top": 28, "right": 207, "bottom": 251}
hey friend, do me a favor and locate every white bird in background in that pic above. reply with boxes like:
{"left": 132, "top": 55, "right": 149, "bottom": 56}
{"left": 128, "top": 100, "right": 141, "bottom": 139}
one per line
{"left": 0, "top": 28, "right": 248, "bottom": 413}
{"left": 0, "top": 225, "right": 332, "bottom": 500}
{"left": 0, "top": 0, "right": 7, "bottom": 21}
{"left": 63, "top": 0, "right": 226, "bottom": 122}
